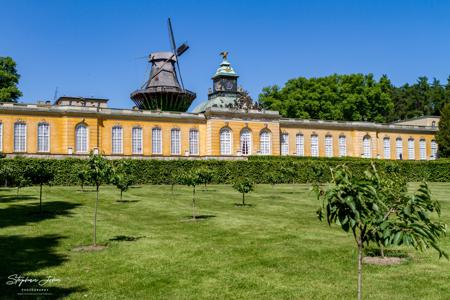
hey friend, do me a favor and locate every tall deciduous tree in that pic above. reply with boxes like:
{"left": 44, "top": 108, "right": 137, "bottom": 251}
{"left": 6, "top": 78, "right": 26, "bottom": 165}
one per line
{"left": 436, "top": 103, "right": 450, "bottom": 158}
{"left": 87, "top": 153, "right": 112, "bottom": 246}
{"left": 0, "top": 57, "right": 22, "bottom": 102}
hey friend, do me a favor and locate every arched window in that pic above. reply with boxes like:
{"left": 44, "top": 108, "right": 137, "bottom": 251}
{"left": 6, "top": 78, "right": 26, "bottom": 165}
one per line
{"left": 362, "top": 135, "right": 371, "bottom": 158}
{"left": 171, "top": 128, "right": 181, "bottom": 155}
{"left": 14, "top": 122, "right": 27, "bottom": 152}
{"left": 338, "top": 135, "right": 346, "bottom": 157}
{"left": 383, "top": 137, "right": 391, "bottom": 159}
{"left": 396, "top": 137, "right": 403, "bottom": 160}
{"left": 220, "top": 128, "right": 232, "bottom": 155}
{"left": 296, "top": 134, "right": 304, "bottom": 156}
{"left": 259, "top": 130, "right": 271, "bottom": 155}
{"left": 325, "top": 135, "right": 333, "bottom": 157}
{"left": 408, "top": 138, "right": 415, "bottom": 160}
{"left": 431, "top": 121, "right": 436, "bottom": 128}
{"left": 0, "top": 123, "right": 3, "bottom": 152}
{"left": 431, "top": 140, "right": 437, "bottom": 160}
{"left": 311, "top": 134, "right": 319, "bottom": 157}
{"left": 189, "top": 129, "right": 199, "bottom": 155}
{"left": 132, "top": 127, "right": 143, "bottom": 154}
{"left": 280, "top": 133, "right": 289, "bottom": 155}
{"left": 37, "top": 123, "right": 50, "bottom": 152}
{"left": 152, "top": 127, "right": 162, "bottom": 154}
{"left": 419, "top": 139, "right": 426, "bottom": 160}
{"left": 112, "top": 126, "right": 123, "bottom": 154}
{"left": 240, "top": 128, "right": 252, "bottom": 155}
{"left": 75, "top": 124, "right": 88, "bottom": 153}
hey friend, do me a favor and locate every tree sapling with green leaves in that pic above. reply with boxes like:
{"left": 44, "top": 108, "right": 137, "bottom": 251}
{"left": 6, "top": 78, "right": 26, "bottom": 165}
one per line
{"left": 24, "top": 162, "right": 55, "bottom": 213}
{"left": 112, "top": 161, "right": 133, "bottom": 201}
{"left": 233, "top": 177, "right": 255, "bottom": 206}
{"left": 180, "top": 169, "right": 202, "bottom": 220}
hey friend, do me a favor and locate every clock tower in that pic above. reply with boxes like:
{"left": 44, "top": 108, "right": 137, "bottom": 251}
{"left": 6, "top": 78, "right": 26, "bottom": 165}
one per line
{"left": 210, "top": 52, "right": 239, "bottom": 97}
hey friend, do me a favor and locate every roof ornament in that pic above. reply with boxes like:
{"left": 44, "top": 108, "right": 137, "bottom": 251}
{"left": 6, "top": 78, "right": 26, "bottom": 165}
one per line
{"left": 220, "top": 51, "right": 228, "bottom": 61}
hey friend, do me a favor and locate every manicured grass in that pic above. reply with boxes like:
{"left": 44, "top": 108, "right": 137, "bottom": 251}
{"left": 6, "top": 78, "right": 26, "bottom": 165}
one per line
{"left": 0, "top": 183, "right": 449, "bottom": 299}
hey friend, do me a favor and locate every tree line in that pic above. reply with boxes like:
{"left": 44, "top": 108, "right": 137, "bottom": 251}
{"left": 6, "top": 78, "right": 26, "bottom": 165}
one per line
{"left": 258, "top": 74, "right": 450, "bottom": 123}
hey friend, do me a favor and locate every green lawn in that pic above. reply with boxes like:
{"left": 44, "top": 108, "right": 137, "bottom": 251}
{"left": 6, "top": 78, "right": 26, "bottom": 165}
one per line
{"left": 1, "top": 183, "right": 449, "bottom": 299}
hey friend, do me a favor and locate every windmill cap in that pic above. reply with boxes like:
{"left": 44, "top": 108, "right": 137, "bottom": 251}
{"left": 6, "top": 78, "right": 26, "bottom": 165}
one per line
{"left": 149, "top": 52, "right": 177, "bottom": 62}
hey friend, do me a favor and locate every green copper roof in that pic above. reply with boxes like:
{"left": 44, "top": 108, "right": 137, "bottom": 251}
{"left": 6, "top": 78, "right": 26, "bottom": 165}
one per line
{"left": 212, "top": 59, "right": 238, "bottom": 79}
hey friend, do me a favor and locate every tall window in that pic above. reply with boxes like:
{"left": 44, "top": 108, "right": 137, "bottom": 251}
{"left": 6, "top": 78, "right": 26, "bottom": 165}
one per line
{"left": 171, "top": 128, "right": 181, "bottom": 155}
{"left": 338, "top": 136, "right": 346, "bottom": 157}
{"left": 311, "top": 134, "right": 319, "bottom": 157}
{"left": 383, "top": 137, "right": 391, "bottom": 159}
{"left": 396, "top": 138, "right": 403, "bottom": 160}
{"left": 189, "top": 129, "right": 199, "bottom": 155}
{"left": 132, "top": 127, "right": 143, "bottom": 154}
{"left": 259, "top": 130, "right": 271, "bottom": 155}
{"left": 363, "top": 136, "right": 371, "bottom": 158}
{"left": 75, "top": 124, "right": 88, "bottom": 153}
{"left": 152, "top": 127, "right": 162, "bottom": 154}
{"left": 240, "top": 129, "right": 252, "bottom": 155}
{"left": 419, "top": 139, "right": 426, "bottom": 160}
{"left": 325, "top": 135, "right": 333, "bottom": 157}
{"left": 0, "top": 123, "right": 2, "bottom": 152}
{"left": 14, "top": 122, "right": 27, "bottom": 152}
{"left": 37, "top": 123, "right": 50, "bottom": 152}
{"left": 280, "top": 133, "right": 289, "bottom": 155}
{"left": 431, "top": 140, "right": 437, "bottom": 160}
{"left": 408, "top": 138, "right": 415, "bottom": 160}
{"left": 220, "top": 128, "right": 232, "bottom": 155}
{"left": 112, "top": 126, "right": 123, "bottom": 154}
{"left": 296, "top": 134, "right": 304, "bottom": 156}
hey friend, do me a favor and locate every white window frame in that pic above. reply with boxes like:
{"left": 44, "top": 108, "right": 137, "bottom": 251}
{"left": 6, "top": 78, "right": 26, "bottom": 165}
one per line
{"left": 383, "top": 137, "right": 391, "bottom": 159}
{"left": 408, "top": 138, "right": 415, "bottom": 160}
{"left": 363, "top": 136, "right": 371, "bottom": 158}
{"left": 338, "top": 135, "right": 346, "bottom": 157}
{"left": 112, "top": 126, "right": 123, "bottom": 154}
{"left": 325, "top": 135, "right": 333, "bottom": 157}
{"left": 431, "top": 140, "right": 437, "bottom": 160}
{"left": 37, "top": 122, "right": 50, "bottom": 152}
{"left": 396, "top": 138, "right": 403, "bottom": 160}
{"left": 75, "top": 124, "right": 88, "bottom": 153}
{"left": 220, "top": 128, "right": 232, "bottom": 155}
{"left": 280, "top": 133, "right": 289, "bottom": 156}
{"left": 189, "top": 129, "right": 199, "bottom": 155}
{"left": 14, "top": 122, "right": 27, "bottom": 152}
{"left": 259, "top": 130, "right": 271, "bottom": 155}
{"left": 296, "top": 134, "right": 304, "bottom": 156}
{"left": 171, "top": 128, "right": 181, "bottom": 155}
{"left": 240, "top": 129, "right": 252, "bottom": 156}
{"left": 419, "top": 139, "right": 426, "bottom": 160}
{"left": 0, "top": 122, "right": 3, "bottom": 152}
{"left": 311, "top": 135, "right": 319, "bottom": 157}
{"left": 132, "top": 127, "right": 143, "bottom": 155}
{"left": 152, "top": 127, "right": 162, "bottom": 154}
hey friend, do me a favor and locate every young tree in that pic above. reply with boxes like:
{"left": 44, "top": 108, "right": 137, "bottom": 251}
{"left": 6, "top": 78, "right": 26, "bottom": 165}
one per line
{"left": 111, "top": 161, "right": 133, "bottom": 201}
{"left": 180, "top": 169, "right": 202, "bottom": 220}
{"left": 0, "top": 57, "right": 22, "bottom": 102}
{"left": 0, "top": 165, "right": 14, "bottom": 187}
{"left": 233, "top": 177, "right": 255, "bottom": 206}
{"left": 77, "top": 167, "right": 91, "bottom": 191}
{"left": 266, "top": 171, "right": 279, "bottom": 188}
{"left": 315, "top": 165, "right": 447, "bottom": 300}
{"left": 25, "top": 163, "right": 55, "bottom": 213}
{"left": 436, "top": 103, "right": 450, "bottom": 158}
{"left": 197, "top": 167, "right": 213, "bottom": 190}
{"left": 87, "top": 153, "right": 112, "bottom": 246}
{"left": 168, "top": 171, "right": 182, "bottom": 196}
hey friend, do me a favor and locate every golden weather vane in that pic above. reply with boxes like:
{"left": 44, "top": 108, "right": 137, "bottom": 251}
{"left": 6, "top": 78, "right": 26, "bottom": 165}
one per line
{"left": 220, "top": 51, "right": 228, "bottom": 60}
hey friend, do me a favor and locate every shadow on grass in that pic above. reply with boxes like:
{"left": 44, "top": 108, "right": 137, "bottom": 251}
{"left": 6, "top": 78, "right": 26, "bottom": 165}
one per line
{"left": 0, "top": 201, "right": 80, "bottom": 229}
{"left": 0, "top": 194, "right": 37, "bottom": 203}
{"left": 182, "top": 215, "right": 216, "bottom": 221}
{"left": 116, "top": 200, "right": 140, "bottom": 203}
{"left": 77, "top": 189, "right": 96, "bottom": 193}
{"left": 109, "top": 235, "right": 145, "bottom": 242}
{"left": 365, "top": 247, "right": 409, "bottom": 258}
{"left": 0, "top": 234, "right": 85, "bottom": 299}
{"left": 234, "top": 203, "right": 254, "bottom": 207}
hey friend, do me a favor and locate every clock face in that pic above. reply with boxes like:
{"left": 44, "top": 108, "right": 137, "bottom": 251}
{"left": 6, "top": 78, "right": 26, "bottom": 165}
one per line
{"left": 214, "top": 78, "right": 236, "bottom": 92}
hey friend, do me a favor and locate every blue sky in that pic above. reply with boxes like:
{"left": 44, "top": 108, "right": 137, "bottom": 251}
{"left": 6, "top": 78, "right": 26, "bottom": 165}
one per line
{"left": 2, "top": 0, "right": 450, "bottom": 110}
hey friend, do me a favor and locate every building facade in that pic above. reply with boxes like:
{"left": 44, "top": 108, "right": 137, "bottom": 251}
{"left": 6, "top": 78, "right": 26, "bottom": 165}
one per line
{"left": 0, "top": 56, "right": 439, "bottom": 160}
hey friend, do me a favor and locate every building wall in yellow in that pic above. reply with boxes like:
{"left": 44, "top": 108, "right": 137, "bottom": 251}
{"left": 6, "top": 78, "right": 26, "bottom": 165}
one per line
{"left": 0, "top": 104, "right": 438, "bottom": 160}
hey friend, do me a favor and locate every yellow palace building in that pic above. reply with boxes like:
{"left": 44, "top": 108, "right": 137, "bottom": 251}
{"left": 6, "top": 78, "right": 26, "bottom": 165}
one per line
{"left": 0, "top": 55, "right": 439, "bottom": 160}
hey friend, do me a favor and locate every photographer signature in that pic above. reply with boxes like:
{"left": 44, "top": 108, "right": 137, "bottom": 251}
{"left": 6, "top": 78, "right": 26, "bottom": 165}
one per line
{"left": 6, "top": 274, "right": 61, "bottom": 287}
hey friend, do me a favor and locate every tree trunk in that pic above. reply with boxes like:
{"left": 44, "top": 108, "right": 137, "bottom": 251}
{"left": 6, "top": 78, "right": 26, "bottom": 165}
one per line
{"left": 380, "top": 245, "right": 385, "bottom": 258}
{"left": 192, "top": 186, "right": 196, "bottom": 220}
{"left": 171, "top": 184, "right": 174, "bottom": 196}
{"left": 17, "top": 186, "right": 19, "bottom": 196}
{"left": 357, "top": 238, "right": 363, "bottom": 300}
{"left": 39, "top": 184, "right": 43, "bottom": 213}
{"left": 120, "top": 190, "right": 123, "bottom": 201}
{"left": 242, "top": 193, "right": 245, "bottom": 206}
{"left": 93, "top": 185, "right": 99, "bottom": 246}
{"left": 81, "top": 182, "right": 84, "bottom": 190}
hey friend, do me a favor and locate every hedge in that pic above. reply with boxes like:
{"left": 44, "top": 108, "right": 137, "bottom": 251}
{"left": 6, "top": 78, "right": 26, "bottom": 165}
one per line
{"left": 0, "top": 156, "right": 449, "bottom": 186}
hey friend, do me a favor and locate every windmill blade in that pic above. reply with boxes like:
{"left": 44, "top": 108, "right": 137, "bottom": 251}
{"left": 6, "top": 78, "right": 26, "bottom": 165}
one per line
{"left": 168, "top": 18, "right": 177, "bottom": 55}
{"left": 167, "top": 18, "right": 186, "bottom": 90}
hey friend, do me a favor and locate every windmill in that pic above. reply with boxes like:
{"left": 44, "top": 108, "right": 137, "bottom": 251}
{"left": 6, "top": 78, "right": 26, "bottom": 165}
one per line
{"left": 130, "top": 18, "right": 196, "bottom": 112}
